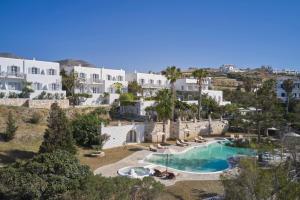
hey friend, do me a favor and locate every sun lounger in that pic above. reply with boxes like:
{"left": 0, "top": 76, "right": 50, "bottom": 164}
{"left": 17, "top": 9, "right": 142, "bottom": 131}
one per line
{"left": 149, "top": 145, "right": 158, "bottom": 152}
{"left": 198, "top": 136, "right": 207, "bottom": 142}
{"left": 194, "top": 137, "right": 204, "bottom": 143}
{"left": 153, "top": 169, "right": 164, "bottom": 177}
{"left": 179, "top": 139, "right": 189, "bottom": 145}
{"left": 176, "top": 140, "right": 186, "bottom": 147}
{"left": 165, "top": 172, "right": 176, "bottom": 180}
{"left": 157, "top": 144, "right": 168, "bottom": 149}
{"left": 238, "top": 134, "right": 243, "bottom": 139}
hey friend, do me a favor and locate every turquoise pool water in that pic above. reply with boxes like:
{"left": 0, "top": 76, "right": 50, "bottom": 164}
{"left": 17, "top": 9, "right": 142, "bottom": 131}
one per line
{"left": 145, "top": 141, "right": 255, "bottom": 173}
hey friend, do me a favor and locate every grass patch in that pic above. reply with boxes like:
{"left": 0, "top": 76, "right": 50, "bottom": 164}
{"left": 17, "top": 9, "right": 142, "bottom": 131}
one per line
{"left": 159, "top": 180, "right": 224, "bottom": 200}
{"left": 77, "top": 145, "right": 146, "bottom": 170}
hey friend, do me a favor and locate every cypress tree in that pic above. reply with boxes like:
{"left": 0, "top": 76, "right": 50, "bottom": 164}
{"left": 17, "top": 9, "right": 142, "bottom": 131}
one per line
{"left": 39, "top": 103, "right": 76, "bottom": 154}
{"left": 3, "top": 111, "right": 18, "bottom": 141}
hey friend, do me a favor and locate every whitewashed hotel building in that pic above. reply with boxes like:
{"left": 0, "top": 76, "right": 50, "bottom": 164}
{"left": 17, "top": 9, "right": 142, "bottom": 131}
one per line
{"left": 126, "top": 71, "right": 169, "bottom": 97}
{"left": 276, "top": 77, "right": 300, "bottom": 102}
{"left": 0, "top": 57, "right": 65, "bottom": 98}
{"left": 61, "top": 65, "right": 128, "bottom": 105}
{"left": 175, "top": 77, "right": 230, "bottom": 106}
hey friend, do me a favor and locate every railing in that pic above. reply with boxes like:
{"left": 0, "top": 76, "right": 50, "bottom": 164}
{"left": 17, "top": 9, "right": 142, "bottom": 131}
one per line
{"left": 141, "top": 83, "right": 168, "bottom": 88}
{"left": 0, "top": 72, "right": 26, "bottom": 79}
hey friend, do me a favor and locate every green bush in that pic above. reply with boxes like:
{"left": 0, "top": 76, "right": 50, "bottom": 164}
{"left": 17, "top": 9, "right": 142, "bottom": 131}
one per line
{"left": 2, "top": 111, "right": 18, "bottom": 141}
{"left": 72, "top": 113, "right": 108, "bottom": 148}
{"left": 28, "top": 112, "right": 42, "bottom": 124}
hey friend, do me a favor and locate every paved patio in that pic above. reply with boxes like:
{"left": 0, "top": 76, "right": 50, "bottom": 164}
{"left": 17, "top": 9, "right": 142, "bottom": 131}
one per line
{"left": 94, "top": 139, "right": 232, "bottom": 186}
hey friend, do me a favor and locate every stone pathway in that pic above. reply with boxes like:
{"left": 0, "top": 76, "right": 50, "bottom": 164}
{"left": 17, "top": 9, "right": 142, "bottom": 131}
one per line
{"left": 94, "top": 139, "right": 229, "bottom": 186}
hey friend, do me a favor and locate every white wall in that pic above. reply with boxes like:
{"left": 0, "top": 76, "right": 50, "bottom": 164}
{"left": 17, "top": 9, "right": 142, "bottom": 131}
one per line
{"left": 126, "top": 71, "right": 169, "bottom": 97}
{"left": 174, "top": 78, "right": 211, "bottom": 91}
{"left": 61, "top": 65, "right": 128, "bottom": 105}
{"left": 102, "top": 123, "right": 145, "bottom": 149}
{"left": 0, "top": 57, "right": 65, "bottom": 99}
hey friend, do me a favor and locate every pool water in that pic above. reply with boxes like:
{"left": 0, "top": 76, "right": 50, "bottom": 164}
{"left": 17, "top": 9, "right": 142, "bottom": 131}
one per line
{"left": 144, "top": 141, "right": 255, "bottom": 173}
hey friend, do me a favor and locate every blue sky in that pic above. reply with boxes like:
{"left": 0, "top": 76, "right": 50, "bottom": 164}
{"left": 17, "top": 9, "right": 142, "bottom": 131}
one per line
{"left": 0, "top": 0, "right": 299, "bottom": 72}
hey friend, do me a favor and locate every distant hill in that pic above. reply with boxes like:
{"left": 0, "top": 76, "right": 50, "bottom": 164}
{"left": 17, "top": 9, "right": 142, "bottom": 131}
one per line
{"left": 56, "top": 59, "right": 95, "bottom": 67}
{"left": 0, "top": 52, "right": 24, "bottom": 59}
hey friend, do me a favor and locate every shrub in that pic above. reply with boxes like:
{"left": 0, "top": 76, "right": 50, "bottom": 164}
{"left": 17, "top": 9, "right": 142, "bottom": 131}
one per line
{"left": 39, "top": 103, "right": 76, "bottom": 154}
{"left": 0, "top": 92, "right": 5, "bottom": 98}
{"left": 28, "top": 112, "right": 42, "bottom": 124}
{"left": 3, "top": 111, "right": 18, "bottom": 141}
{"left": 8, "top": 92, "right": 18, "bottom": 98}
{"left": 72, "top": 113, "right": 107, "bottom": 148}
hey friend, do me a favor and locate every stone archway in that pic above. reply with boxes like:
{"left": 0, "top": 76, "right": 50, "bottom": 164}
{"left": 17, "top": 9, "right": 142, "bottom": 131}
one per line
{"left": 127, "top": 130, "right": 137, "bottom": 143}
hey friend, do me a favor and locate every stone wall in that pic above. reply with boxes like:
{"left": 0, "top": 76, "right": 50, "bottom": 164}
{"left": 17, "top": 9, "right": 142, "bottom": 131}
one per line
{"left": 171, "top": 119, "right": 229, "bottom": 139}
{"left": 0, "top": 98, "right": 28, "bottom": 106}
{"left": 144, "top": 120, "right": 170, "bottom": 142}
{"left": 0, "top": 98, "right": 69, "bottom": 109}
{"left": 28, "top": 99, "right": 69, "bottom": 109}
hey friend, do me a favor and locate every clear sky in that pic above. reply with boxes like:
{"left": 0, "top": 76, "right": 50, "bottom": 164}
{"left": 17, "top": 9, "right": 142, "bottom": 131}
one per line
{"left": 0, "top": 0, "right": 299, "bottom": 72}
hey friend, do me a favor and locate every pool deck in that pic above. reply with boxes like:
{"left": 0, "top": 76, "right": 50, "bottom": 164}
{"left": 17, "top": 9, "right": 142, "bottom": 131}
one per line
{"left": 94, "top": 138, "right": 236, "bottom": 186}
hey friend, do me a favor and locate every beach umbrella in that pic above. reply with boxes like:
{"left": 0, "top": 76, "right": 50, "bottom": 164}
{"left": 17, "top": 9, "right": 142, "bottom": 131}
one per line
{"left": 163, "top": 148, "right": 176, "bottom": 172}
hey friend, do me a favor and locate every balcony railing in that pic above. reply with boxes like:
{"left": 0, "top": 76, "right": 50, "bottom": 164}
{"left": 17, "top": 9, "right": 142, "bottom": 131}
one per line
{"left": 0, "top": 72, "right": 26, "bottom": 79}
{"left": 141, "top": 83, "right": 168, "bottom": 89}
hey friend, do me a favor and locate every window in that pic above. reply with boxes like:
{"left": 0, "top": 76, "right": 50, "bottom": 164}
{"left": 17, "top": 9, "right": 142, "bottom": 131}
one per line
{"left": 10, "top": 66, "right": 19, "bottom": 75}
{"left": 51, "top": 83, "right": 58, "bottom": 91}
{"left": 281, "top": 93, "right": 285, "bottom": 97}
{"left": 8, "top": 82, "right": 21, "bottom": 90}
{"left": 181, "top": 86, "right": 184, "bottom": 90}
{"left": 140, "top": 79, "right": 145, "bottom": 85}
{"left": 157, "top": 80, "right": 162, "bottom": 85}
{"left": 149, "top": 79, "right": 154, "bottom": 84}
{"left": 34, "top": 82, "right": 42, "bottom": 90}
{"left": 79, "top": 73, "right": 86, "bottom": 78}
{"left": 117, "top": 76, "right": 123, "bottom": 81}
{"left": 92, "top": 74, "right": 99, "bottom": 82}
{"left": 92, "top": 87, "right": 98, "bottom": 94}
{"left": 48, "top": 69, "right": 56, "bottom": 75}
{"left": 32, "top": 67, "right": 39, "bottom": 74}
{"left": 107, "top": 75, "right": 112, "bottom": 80}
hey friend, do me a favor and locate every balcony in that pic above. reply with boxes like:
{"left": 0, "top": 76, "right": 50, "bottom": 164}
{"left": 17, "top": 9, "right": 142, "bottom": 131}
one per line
{"left": 141, "top": 83, "right": 168, "bottom": 89}
{"left": 0, "top": 72, "right": 26, "bottom": 79}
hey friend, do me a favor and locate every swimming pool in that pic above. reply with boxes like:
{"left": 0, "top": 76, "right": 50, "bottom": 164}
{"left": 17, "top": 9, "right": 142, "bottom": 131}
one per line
{"left": 144, "top": 141, "right": 256, "bottom": 173}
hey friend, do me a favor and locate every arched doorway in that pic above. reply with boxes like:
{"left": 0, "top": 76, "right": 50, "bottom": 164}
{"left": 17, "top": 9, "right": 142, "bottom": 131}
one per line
{"left": 127, "top": 130, "right": 137, "bottom": 143}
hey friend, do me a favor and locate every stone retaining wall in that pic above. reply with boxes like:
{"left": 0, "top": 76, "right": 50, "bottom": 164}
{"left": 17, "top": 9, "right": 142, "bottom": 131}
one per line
{"left": 0, "top": 98, "right": 69, "bottom": 109}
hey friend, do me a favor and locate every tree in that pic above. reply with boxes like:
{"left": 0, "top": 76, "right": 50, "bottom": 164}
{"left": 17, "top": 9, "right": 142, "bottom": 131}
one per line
{"left": 0, "top": 150, "right": 91, "bottom": 200}
{"left": 162, "top": 66, "right": 182, "bottom": 121}
{"left": 282, "top": 79, "right": 294, "bottom": 114}
{"left": 128, "top": 81, "right": 143, "bottom": 96}
{"left": 18, "top": 81, "right": 34, "bottom": 98}
{"left": 61, "top": 69, "right": 91, "bottom": 106}
{"left": 155, "top": 89, "right": 172, "bottom": 133}
{"left": 221, "top": 158, "right": 300, "bottom": 200}
{"left": 39, "top": 103, "right": 76, "bottom": 154}
{"left": 113, "top": 82, "right": 124, "bottom": 94}
{"left": 72, "top": 112, "right": 109, "bottom": 148}
{"left": 192, "top": 69, "right": 208, "bottom": 120}
{"left": 251, "top": 79, "right": 285, "bottom": 143}
{"left": 2, "top": 111, "right": 18, "bottom": 141}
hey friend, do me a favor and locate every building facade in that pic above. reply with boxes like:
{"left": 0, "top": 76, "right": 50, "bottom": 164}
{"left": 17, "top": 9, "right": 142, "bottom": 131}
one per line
{"left": 61, "top": 65, "right": 128, "bottom": 105}
{"left": 126, "top": 71, "right": 169, "bottom": 97}
{"left": 175, "top": 77, "right": 230, "bottom": 106}
{"left": 0, "top": 57, "right": 65, "bottom": 99}
{"left": 276, "top": 78, "right": 300, "bottom": 102}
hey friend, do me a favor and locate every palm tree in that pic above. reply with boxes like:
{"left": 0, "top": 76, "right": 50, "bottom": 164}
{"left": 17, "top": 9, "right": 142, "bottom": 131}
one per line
{"left": 162, "top": 66, "right": 182, "bottom": 121}
{"left": 282, "top": 79, "right": 294, "bottom": 114}
{"left": 192, "top": 69, "right": 208, "bottom": 120}
{"left": 155, "top": 89, "right": 172, "bottom": 134}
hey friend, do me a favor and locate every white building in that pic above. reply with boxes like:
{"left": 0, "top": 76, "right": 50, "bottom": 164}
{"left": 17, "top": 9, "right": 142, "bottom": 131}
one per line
{"left": 175, "top": 77, "right": 230, "bottom": 106}
{"left": 220, "top": 64, "right": 243, "bottom": 73}
{"left": 61, "top": 65, "right": 128, "bottom": 105}
{"left": 0, "top": 57, "right": 65, "bottom": 99}
{"left": 126, "top": 71, "right": 169, "bottom": 97}
{"left": 276, "top": 78, "right": 300, "bottom": 102}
